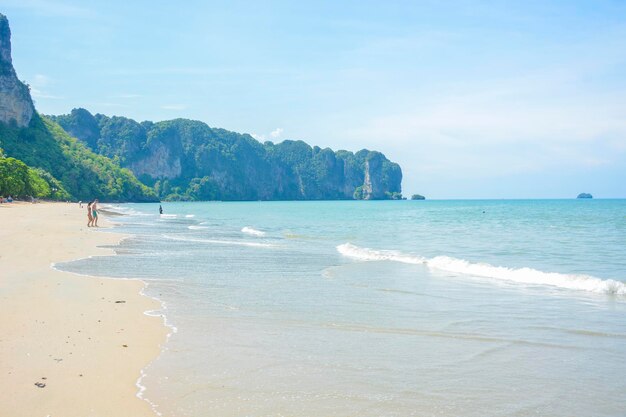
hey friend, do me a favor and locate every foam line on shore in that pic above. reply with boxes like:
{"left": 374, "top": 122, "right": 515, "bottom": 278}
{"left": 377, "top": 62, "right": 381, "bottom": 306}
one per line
{"left": 163, "top": 234, "right": 276, "bottom": 248}
{"left": 337, "top": 243, "right": 626, "bottom": 295}
{"left": 136, "top": 283, "right": 178, "bottom": 417}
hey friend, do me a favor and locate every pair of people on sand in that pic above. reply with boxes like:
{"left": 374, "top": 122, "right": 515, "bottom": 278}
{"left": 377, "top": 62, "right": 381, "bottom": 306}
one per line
{"left": 87, "top": 199, "right": 99, "bottom": 227}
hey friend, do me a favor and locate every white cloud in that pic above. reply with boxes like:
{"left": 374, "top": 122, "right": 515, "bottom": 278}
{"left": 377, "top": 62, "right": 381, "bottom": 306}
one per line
{"left": 106, "top": 67, "right": 294, "bottom": 77}
{"left": 355, "top": 92, "right": 626, "bottom": 147}
{"left": 1, "top": 0, "right": 95, "bottom": 18}
{"left": 161, "top": 104, "right": 187, "bottom": 110}
{"left": 31, "top": 74, "right": 50, "bottom": 87}
{"left": 30, "top": 88, "right": 64, "bottom": 100}
{"left": 27, "top": 74, "right": 64, "bottom": 100}
{"left": 251, "top": 133, "right": 265, "bottom": 140}
{"left": 250, "top": 128, "right": 284, "bottom": 142}
{"left": 111, "top": 93, "right": 142, "bottom": 99}
{"left": 339, "top": 63, "right": 626, "bottom": 197}
{"left": 270, "top": 128, "right": 284, "bottom": 138}
{"left": 92, "top": 102, "right": 128, "bottom": 108}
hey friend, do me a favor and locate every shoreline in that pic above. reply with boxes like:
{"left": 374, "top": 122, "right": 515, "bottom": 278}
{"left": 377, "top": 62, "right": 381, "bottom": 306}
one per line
{"left": 0, "top": 202, "right": 168, "bottom": 417}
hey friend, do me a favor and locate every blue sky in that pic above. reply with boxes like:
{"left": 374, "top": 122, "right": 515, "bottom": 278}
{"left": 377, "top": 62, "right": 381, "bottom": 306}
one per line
{"left": 2, "top": 0, "right": 625, "bottom": 198}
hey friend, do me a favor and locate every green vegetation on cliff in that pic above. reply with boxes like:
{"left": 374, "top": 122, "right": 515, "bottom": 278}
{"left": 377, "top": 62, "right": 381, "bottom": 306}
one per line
{"left": 0, "top": 114, "right": 157, "bottom": 201}
{"left": 51, "top": 109, "right": 403, "bottom": 201}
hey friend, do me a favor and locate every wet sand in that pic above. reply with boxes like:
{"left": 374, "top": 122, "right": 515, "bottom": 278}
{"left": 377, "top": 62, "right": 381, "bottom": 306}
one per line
{"left": 0, "top": 202, "right": 167, "bottom": 417}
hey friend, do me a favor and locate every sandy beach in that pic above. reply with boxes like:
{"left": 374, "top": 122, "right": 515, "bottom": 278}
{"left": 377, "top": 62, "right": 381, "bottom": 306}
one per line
{"left": 0, "top": 202, "right": 167, "bottom": 417}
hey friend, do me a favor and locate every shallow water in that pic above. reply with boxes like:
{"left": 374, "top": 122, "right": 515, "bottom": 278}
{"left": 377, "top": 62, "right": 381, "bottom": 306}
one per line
{"left": 59, "top": 200, "right": 626, "bottom": 417}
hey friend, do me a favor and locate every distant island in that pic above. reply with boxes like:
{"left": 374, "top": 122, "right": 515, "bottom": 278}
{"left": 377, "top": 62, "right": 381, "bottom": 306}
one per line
{"left": 411, "top": 194, "right": 426, "bottom": 200}
{"left": 0, "top": 13, "right": 403, "bottom": 202}
{"left": 577, "top": 193, "right": 593, "bottom": 199}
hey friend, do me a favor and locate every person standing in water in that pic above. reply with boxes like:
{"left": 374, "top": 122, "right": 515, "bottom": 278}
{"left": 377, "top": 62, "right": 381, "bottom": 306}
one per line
{"left": 92, "top": 199, "right": 99, "bottom": 227}
{"left": 159, "top": 204, "right": 163, "bottom": 215}
{"left": 87, "top": 200, "right": 94, "bottom": 227}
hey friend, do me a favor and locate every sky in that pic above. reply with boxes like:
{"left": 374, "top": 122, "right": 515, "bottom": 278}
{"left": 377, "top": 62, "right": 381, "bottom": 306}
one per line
{"left": 1, "top": 0, "right": 625, "bottom": 198}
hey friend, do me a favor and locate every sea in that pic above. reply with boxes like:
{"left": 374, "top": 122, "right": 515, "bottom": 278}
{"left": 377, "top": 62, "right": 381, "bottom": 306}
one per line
{"left": 56, "top": 199, "right": 626, "bottom": 417}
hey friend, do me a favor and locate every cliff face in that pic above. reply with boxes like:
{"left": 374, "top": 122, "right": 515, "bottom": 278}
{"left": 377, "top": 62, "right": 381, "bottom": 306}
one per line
{"left": 0, "top": 14, "right": 34, "bottom": 128}
{"left": 51, "top": 108, "right": 403, "bottom": 201}
{"left": 132, "top": 140, "right": 182, "bottom": 179}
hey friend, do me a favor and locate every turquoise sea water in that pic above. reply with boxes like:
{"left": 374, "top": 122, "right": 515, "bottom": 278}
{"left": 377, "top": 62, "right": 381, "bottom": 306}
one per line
{"left": 59, "top": 200, "right": 626, "bottom": 417}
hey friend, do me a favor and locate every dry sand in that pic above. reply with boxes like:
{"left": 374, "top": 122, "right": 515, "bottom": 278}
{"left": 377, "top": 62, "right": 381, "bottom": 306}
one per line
{"left": 0, "top": 202, "right": 167, "bottom": 417}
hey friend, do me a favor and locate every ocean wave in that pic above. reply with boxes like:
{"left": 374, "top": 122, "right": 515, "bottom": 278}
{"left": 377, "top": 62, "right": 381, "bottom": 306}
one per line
{"left": 185, "top": 214, "right": 195, "bottom": 218}
{"left": 337, "top": 243, "right": 426, "bottom": 264}
{"left": 101, "top": 203, "right": 124, "bottom": 213}
{"left": 163, "top": 234, "right": 276, "bottom": 248}
{"left": 160, "top": 214, "right": 178, "bottom": 219}
{"left": 336, "top": 243, "right": 626, "bottom": 295}
{"left": 188, "top": 225, "right": 209, "bottom": 230}
{"left": 102, "top": 204, "right": 150, "bottom": 216}
{"left": 241, "top": 226, "right": 266, "bottom": 236}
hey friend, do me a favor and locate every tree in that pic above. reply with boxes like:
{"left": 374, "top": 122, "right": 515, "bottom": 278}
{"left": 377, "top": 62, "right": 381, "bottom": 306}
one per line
{"left": 0, "top": 157, "right": 29, "bottom": 196}
{"left": 353, "top": 186, "right": 365, "bottom": 200}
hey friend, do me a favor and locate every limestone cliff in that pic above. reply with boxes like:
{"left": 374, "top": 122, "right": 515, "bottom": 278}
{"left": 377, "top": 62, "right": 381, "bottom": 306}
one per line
{"left": 131, "top": 140, "right": 182, "bottom": 179}
{"left": 51, "top": 109, "right": 404, "bottom": 201}
{"left": 362, "top": 153, "right": 384, "bottom": 200}
{"left": 0, "top": 14, "right": 34, "bottom": 128}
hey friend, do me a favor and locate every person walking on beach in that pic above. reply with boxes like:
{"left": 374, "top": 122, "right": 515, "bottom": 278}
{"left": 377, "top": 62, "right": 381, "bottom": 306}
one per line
{"left": 87, "top": 201, "right": 94, "bottom": 227}
{"left": 92, "top": 199, "right": 99, "bottom": 227}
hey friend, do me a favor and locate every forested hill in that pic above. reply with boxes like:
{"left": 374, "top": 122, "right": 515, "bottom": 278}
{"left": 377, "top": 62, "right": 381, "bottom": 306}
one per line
{"left": 50, "top": 109, "right": 403, "bottom": 201}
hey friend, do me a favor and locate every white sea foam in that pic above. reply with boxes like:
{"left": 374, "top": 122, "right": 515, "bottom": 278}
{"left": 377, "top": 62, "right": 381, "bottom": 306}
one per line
{"left": 188, "top": 225, "right": 209, "bottom": 230}
{"left": 160, "top": 214, "right": 178, "bottom": 219}
{"left": 185, "top": 214, "right": 195, "bottom": 218}
{"left": 336, "top": 243, "right": 626, "bottom": 295}
{"left": 337, "top": 243, "right": 426, "bottom": 264}
{"left": 136, "top": 284, "right": 177, "bottom": 417}
{"left": 163, "top": 234, "right": 276, "bottom": 248}
{"left": 102, "top": 204, "right": 149, "bottom": 216}
{"left": 241, "top": 226, "right": 266, "bottom": 236}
